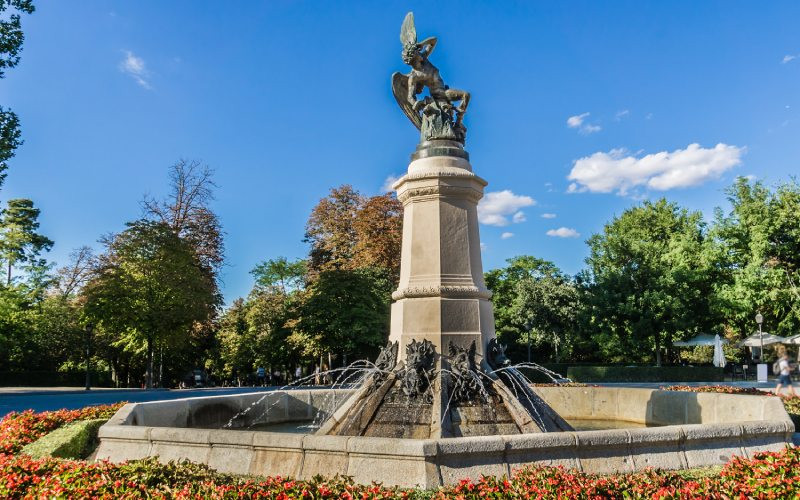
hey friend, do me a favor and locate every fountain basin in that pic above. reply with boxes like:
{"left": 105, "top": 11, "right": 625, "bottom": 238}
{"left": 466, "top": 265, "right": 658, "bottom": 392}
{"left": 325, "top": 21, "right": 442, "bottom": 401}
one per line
{"left": 96, "top": 386, "right": 794, "bottom": 488}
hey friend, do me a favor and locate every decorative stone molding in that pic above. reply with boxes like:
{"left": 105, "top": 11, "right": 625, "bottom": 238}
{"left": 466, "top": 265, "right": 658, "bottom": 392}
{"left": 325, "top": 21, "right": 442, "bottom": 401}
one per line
{"left": 392, "top": 285, "right": 492, "bottom": 300}
{"left": 397, "top": 185, "right": 483, "bottom": 204}
{"left": 395, "top": 168, "right": 486, "bottom": 184}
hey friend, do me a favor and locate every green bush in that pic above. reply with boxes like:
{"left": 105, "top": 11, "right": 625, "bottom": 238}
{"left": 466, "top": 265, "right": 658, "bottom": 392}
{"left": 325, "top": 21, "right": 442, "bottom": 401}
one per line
{"left": 0, "top": 370, "right": 113, "bottom": 387}
{"left": 21, "top": 418, "right": 107, "bottom": 459}
{"left": 567, "top": 365, "right": 724, "bottom": 382}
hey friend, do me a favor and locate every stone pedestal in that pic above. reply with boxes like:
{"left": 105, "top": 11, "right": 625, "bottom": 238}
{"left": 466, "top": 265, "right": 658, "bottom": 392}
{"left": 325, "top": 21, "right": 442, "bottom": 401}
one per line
{"left": 389, "top": 144, "right": 495, "bottom": 364}
{"left": 318, "top": 141, "right": 572, "bottom": 439}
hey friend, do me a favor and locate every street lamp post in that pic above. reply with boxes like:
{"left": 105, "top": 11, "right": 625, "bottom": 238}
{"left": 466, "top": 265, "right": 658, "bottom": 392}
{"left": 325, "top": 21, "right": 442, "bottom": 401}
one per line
{"left": 85, "top": 323, "right": 94, "bottom": 391}
{"left": 524, "top": 320, "right": 533, "bottom": 363}
{"left": 755, "top": 312, "right": 764, "bottom": 360}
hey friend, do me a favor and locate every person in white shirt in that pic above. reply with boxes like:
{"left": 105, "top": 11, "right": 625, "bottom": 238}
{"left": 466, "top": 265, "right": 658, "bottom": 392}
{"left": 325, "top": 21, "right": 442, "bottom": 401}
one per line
{"left": 775, "top": 352, "right": 797, "bottom": 398}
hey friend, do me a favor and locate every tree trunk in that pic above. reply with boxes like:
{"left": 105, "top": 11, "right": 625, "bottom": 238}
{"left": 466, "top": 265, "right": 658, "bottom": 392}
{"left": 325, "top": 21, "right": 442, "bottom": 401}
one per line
{"left": 554, "top": 332, "right": 559, "bottom": 363}
{"left": 6, "top": 260, "right": 11, "bottom": 286}
{"left": 655, "top": 332, "right": 662, "bottom": 367}
{"left": 158, "top": 346, "right": 163, "bottom": 388}
{"left": 145, "top": 336, "right": 154, "bottom": 389}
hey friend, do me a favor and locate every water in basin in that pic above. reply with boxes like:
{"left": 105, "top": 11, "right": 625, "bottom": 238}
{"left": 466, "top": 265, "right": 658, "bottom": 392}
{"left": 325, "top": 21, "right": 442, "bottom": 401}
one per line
{"left": 244, "top": 418, "right": 657, "bottom": 433}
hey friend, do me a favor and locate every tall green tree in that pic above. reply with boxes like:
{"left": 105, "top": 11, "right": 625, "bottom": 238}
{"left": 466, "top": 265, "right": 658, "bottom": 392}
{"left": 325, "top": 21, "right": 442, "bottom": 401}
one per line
{"left": 83, "top": 220, "right": 215, "bottom": 388}
{"left": 0, "top": 198, "right": 53, "bottom": 285}
{"left": 217, "top": 298, "right": 255, "bottom": 382}
{"left": 0, "top": 0, "right": 34, "bottom": 189}
{"left": 486, "top": 256, "right": 560, "bottom": 360}
{"left": 585, "top": 199, "right": 716, "bottom": 365}
{"left": 298, "top": 267, "right": 393, "bottom": 364}
{"left": 250, "top": 257, "right": 307, "bottom": 294}
{"left": 711, "top": 178, "right": 800, "bottom": 338}
{"left": 512, "top": 263, "right": 582, "bottom": 363}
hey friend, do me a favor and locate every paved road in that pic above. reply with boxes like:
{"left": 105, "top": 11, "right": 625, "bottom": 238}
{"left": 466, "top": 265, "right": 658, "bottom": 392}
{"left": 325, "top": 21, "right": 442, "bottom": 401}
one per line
{"left": 0, "top": 387, "right": 281, "bottom": 417}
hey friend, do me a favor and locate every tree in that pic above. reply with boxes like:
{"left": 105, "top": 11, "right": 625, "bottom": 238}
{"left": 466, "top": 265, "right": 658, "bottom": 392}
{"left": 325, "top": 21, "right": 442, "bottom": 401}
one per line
{"left": 0, "top": 0, "right": 34, "bottom": 189}
{"left": 54, "top": 246, "right": 96, "bottom": 298}
{"left": 353, "top": 194, "right": 403, "bottom": 278}
{"left": 0, "top": 107, "right": 22, "bottom": 189}
{"left": 305, "top": 185, "right": 363, "bottom": 273}
{"left": 584, "top": 199, "right": 716, "bottom": 365}
{"left": 217, "top": 298, "right": 255, "bottom": 383}
{"left": 485, "top": 256, "right": 562, "bottom": 360}
{"left": 298, "top": 267, "right": 393, "bottom": 363}
{"left": 512, "top": 264, "right": 582, "bottom": 363}
{"left": 711, "top": 178, "right": 800, "bottom": 338}
{"left": 304, "top": 185, "right": 403, "bottom": 278}
{"left": 250, "top": 257, "right": 307, "bottom": 294}
{"left": 142, "top": 159, "right": 224, "bottom": 286}
{"left": 83, "top": 220, "right": 215, "bottom": 388}
{"left": 0, "top": 198, "right": 53, "bottom": 285}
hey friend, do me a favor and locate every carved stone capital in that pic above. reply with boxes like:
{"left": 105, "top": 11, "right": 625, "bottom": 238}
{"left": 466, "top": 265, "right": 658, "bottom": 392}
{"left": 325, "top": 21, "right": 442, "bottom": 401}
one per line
{"left": 397, "top": 184, "right": 483, "bottom": 204}
{"left": 392, "top": 285, "right": 492, "bottom": 300}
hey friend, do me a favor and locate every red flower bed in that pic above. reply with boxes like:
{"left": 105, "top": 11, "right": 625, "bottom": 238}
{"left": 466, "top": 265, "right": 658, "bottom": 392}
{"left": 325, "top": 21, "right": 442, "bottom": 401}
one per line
{"left": 1, "top": 403, "right": 798, "bottom": 498}
{"left": 0, "top": 403, "right": 124, "bottom": 455}
{"left": 1, "top": 448, "right": 798, "bottom": 499}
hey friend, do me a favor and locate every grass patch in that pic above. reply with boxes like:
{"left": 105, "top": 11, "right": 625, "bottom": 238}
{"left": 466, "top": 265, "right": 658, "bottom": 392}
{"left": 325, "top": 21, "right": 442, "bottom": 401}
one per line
{"left": 21, "top": 418, "right": 107, "bottom": 459}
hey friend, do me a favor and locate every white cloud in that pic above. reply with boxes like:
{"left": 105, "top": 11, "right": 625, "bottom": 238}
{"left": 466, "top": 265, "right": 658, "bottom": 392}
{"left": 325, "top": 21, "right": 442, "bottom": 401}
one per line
{"left": 541, "top": 213, "right": 557, "bottom": 219}
{"left": 512, "top": 211, "right": 526, "bottom": 223}
{"left": 119, "top": 50, "right": 151, "bottom": 89}
{"left": 567, "top": 143, "right": 745, "bottom": 196}
{"left": 480, "top": 242, "right": 487, "bottom": 251}
{"left": 782, "top": 54, "right": 797, "bottom": 64}
{"left": 381, "top": 174, "right": 401, "bottom": 192}
{"left": 546, "top": 227, "right": 580, "bottom": 238}
{"left": 478, "top": 190, "right": 536, "bottom": 226}
{"left": 567, "top": 112, "right": 589, "bottom": 128}
{"left": 615, "top": 109, "right": 630, "bottom": 121}
{"left": 501, "top": 232, "right": 514, "bottom": 239}
{"left": 645, "top": 113, "right": 654, "bottom": 120}
{"left": 567, "top": 112, "right": 601, "bottom": 134}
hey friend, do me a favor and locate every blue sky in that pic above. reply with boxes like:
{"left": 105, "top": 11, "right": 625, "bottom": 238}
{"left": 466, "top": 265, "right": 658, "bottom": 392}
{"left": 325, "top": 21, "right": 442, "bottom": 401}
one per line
{"left": 2, "top": 1, "right": 799, "bottom": 302}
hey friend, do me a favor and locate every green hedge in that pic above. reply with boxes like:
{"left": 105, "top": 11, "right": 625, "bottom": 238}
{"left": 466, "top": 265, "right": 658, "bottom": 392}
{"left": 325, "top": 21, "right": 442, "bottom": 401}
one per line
{"left": 567, "top": 365, "right": 724, "bottom": 383}
{"left": 0, "top": 370, "right": 113, "bottom": 387}
{"left": 21, "top": 419, "right": 107, "bottom": 459}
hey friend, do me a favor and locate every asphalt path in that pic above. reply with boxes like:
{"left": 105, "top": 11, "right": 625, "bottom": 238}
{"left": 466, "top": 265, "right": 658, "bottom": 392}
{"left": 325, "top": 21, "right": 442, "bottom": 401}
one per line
{"left": 2, "top": 380, "right": 796, "bottom": 418}
{"left": 0, "top": 387, "right": 281, "bottom": 417}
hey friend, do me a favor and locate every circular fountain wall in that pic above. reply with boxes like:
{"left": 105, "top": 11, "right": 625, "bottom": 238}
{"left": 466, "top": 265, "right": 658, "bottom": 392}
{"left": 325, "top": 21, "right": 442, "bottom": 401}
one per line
{"left": 96, "top": 386, "right": 794, "bottom": 488}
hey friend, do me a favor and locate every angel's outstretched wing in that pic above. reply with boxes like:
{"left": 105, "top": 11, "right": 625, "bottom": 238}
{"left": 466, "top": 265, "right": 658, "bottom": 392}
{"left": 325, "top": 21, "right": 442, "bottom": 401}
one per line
{"left": 391, "top": 71, "right": 421, "bottom": 130}
{"left": 400, "top": 12, "right": 417, "bottom": 46}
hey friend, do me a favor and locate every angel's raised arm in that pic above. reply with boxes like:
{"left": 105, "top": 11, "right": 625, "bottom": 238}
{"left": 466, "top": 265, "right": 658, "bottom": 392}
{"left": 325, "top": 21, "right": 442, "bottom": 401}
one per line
{"left": 418, "top": 37, "right": 438, "bottom": 57}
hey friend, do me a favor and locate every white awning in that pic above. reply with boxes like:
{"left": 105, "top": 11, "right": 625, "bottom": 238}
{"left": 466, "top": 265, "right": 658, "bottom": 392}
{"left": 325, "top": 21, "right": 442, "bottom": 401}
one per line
{"left": 782, "top": 334, "right": 800, "bottom": 345}
{"left": 673, "top": 333, "right": 726, "bottom": 347}
{"left": 737, "top": 333, "right": 787, "bottom": 347}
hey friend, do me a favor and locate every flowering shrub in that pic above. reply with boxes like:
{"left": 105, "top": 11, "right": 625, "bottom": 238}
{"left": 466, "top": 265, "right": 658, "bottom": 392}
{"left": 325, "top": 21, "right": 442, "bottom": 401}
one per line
{"left": 0, "top": 447, "right": 798, "bottom": 498}
{"left": 1, "top": 403, "right": 798, "bottom": 498}
{"left": 0, "top": 403, "right": 124, "bottom": 455}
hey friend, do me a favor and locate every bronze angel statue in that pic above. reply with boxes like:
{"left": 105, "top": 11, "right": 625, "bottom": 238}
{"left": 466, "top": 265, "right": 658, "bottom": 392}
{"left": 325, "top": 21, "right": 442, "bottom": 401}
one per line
{"left": 392, "top": 12, "right": 470, "bottom": 143}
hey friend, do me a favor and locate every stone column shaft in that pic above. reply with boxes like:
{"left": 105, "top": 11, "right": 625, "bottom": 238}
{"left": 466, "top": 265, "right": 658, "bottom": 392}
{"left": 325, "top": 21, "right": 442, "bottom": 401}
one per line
{"left": 389, "top": 153, "right": 495, "bottom": 364}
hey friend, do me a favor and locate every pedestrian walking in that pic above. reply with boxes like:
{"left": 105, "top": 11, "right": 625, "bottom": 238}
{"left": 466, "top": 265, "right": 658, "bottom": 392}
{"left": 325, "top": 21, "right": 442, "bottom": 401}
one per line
{"left": 774, "top": 350, "right": 798, "bottom": 398}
